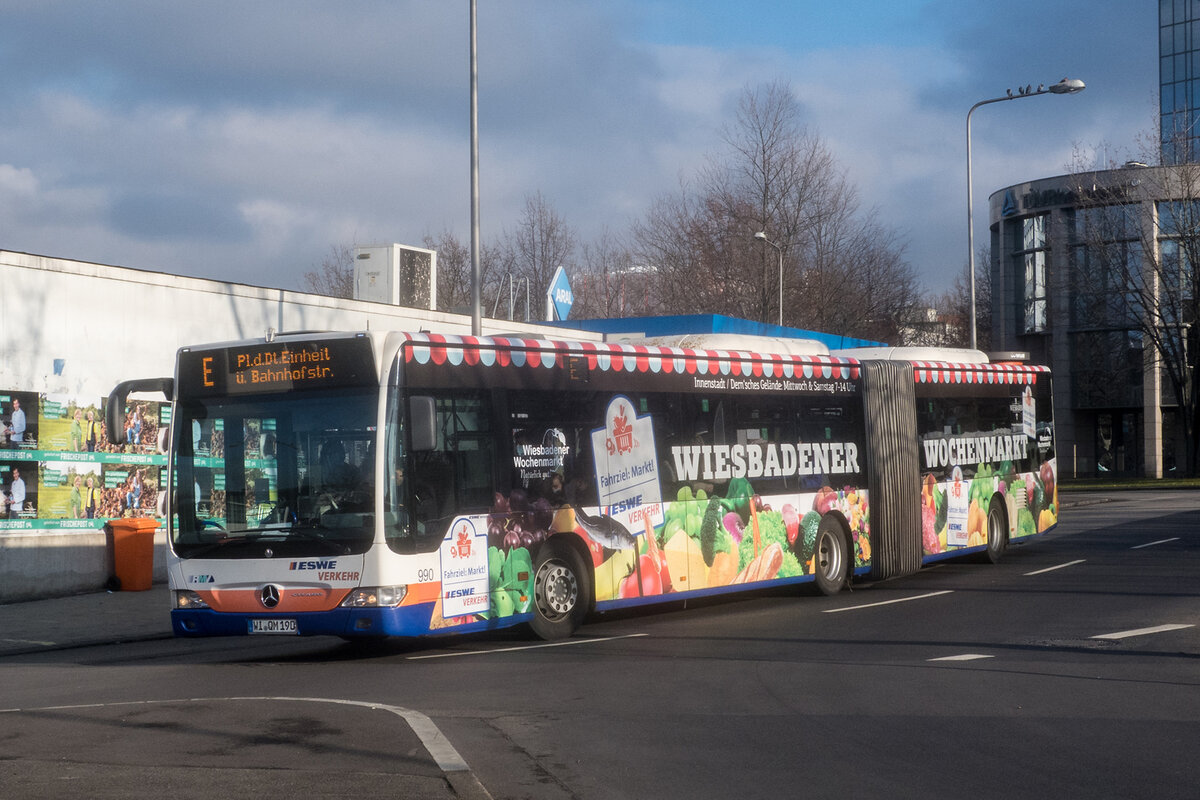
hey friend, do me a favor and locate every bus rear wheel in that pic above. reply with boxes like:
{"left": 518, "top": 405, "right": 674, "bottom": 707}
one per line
{"left": 813, "top": 517, "right": 849, "bottom": 596}
{"left": 984, "top": 497, "right": 1008, "bottom": 564}
{"left": 530, "top": 539, "right": 590, "bottom": 640}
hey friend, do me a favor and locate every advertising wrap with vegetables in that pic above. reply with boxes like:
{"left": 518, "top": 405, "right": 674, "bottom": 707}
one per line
{"left": 587, "top": 479, "right": 874, "bottom": 600}
{"left": 919, "top": 457, "right": 1057, "bottom": 557}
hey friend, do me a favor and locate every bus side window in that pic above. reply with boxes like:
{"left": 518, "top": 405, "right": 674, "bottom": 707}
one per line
{"left": 409, "top": 396, "right": 436, "bottom": 451}
{"left": 507, "top": 391, "right": 607, "bottom": 510}
{"left": 454, "top": 432, "right": 495, "bottom": 510}
{"left": 411, "top": 392, "right": 494, "bottom": 529}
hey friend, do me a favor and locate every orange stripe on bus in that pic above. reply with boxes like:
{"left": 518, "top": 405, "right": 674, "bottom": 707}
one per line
{"left": 201, "top": 587, "right": 351, "bottom": 613}
{"left": 400, "top": 582, "right": 442, "bottom": 605}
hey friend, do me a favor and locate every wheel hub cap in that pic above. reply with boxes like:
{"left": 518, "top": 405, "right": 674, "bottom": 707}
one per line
{"left": 538, "top": 562, "right": 577, "bottom": 618}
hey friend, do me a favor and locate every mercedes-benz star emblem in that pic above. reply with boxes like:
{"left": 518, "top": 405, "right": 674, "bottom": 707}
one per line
{"left": 260, "top": 584, "right": 281, "bottom": 609}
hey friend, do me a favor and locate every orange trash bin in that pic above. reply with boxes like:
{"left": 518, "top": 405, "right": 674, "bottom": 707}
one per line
{"left": 106, "top": 518, "right": 159, "bottom": 591}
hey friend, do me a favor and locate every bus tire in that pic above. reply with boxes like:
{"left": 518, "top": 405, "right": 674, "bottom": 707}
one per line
{"left": 813, "top": 517, "right": 849, "bottom": 596}
{"left": 530, "top": 539, "right": 590, "bottom": 640}
{"left": 984, "top": 496, "right": 1008, "bottom": 564}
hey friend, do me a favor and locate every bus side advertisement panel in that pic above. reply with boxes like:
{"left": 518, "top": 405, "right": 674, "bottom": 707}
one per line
{"left": 402, "top": 337, "right": 873, "bottom": 622}
{"left": 421, "top": 442, "right": 873, "bottom": 625}
{"left": 421, "top": 488, "right": 873, "bottom": 630}
{"left": 597, "top": 484, "right": 871, "bottom": 603}
{"left": 916, "top": 380, "right": 1058, "bottom": 556}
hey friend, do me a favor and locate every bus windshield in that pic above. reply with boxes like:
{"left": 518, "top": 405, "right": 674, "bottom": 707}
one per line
{"left": 171, "top": 386, "right": 378, "bottom": 558}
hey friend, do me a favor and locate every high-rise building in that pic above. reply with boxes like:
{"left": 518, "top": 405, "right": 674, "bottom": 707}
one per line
{"left": 1160, "top": 0, "right": 1200, "bottom": 163}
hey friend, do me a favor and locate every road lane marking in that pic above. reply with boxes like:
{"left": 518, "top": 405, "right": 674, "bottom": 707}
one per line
{"left": 822, "top": 590, "right": 953, "bottom": 613}
{"left": 1091, "top": 624, "right": 1194, "bottom": 640}
{"left": 1024, "top": 559, "right": 1085, "bottom": 576}
{"left": 928, "top": 653, "right": 994, "bottom": 662}
{"left": 407, "top": 632, "right": 648, "bottom": 660}
{"left": 0, "top": 638, "right": 56, "bottom": 647}
{"left": 268, "top": 697, "right": 473, "bottom": 774}
{"left": 1131, "top": 538, "right": 1179, "bottom": 549}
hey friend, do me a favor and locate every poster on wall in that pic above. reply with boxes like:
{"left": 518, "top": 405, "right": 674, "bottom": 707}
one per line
{"left": 112, "top": 398, "right": 163, "bottom": 456}
{"left": 38, "top": 461, "right": 94, "bottom": 519}
{"left": 39, "top": 394, "right": 80, "bottom": 452}
{"left": 0, "top": 389, "right": 169, "bottom": 534}
{"left": 98, "top": 395, "right": 165, "bottom": 456}
{"left": 0, "top": 391, "right": 39, "bottom": 450}
{"left": 1, "top": 460, "right": 38, "bottom": 525}
{"left": 100, "top": 463, "right": 160, "bottom": 519}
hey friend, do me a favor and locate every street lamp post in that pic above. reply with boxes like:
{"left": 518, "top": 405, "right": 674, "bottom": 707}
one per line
{"left": 754, "top": 231, "right": 783, "bottom": 327}
{"left": 966, "top": 77, "right": 1085, "bottom": 350}
{"left": 469, "top": 0, "right": 482, "bottom": 336}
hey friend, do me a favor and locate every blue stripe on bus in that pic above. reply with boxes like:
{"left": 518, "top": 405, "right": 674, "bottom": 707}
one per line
{"left": 172, "top": 604, "right": 438, "bottom": 638}
{"left": 171, "top": 603, "right": 539, "bottom": 638}
{"left": 173, "top": 561, "right": 880, "bottom": 638}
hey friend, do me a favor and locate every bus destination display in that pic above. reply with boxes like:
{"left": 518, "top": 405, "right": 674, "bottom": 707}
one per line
{"left": 179, "top": 338, "right": 376, "bottom": 396}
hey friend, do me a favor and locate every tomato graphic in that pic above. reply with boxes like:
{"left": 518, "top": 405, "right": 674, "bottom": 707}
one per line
{"left": 619, "top": 554, "right": 663, "bottom": 598}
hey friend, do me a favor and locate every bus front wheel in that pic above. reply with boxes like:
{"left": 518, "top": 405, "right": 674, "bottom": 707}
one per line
{"left": 813, "top": 517, "right": 849, "bottom": 596}
{"left": 984, "top": 497, "right": 1008, "bottom": 564}
{"left": 531, "top": 539, "right": 590, "bottom": 640}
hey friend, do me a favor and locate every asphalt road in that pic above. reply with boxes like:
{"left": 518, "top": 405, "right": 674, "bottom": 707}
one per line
{"left": 2, "top": 491, "right": 1197, "bottom": 799}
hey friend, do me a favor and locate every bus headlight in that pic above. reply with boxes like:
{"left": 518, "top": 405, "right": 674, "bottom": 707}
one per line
{"left": 340, "top": 586, "right": 407, "bottom": 607}
{"left": 175, "top": 590, "right": 210, "bottom": 609}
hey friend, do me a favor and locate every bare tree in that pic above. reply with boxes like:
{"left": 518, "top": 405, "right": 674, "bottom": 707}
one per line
{"left": 706, "top": 81, "right": 837, "bottom": 322}
{"left": 633, "top": 81, "right": 916, "bottom": 336}
{"left": 301, "top": 244, "right": 355, "bottom": 298}
{"left": 571, "top": 229, "right": 654, "bottom": 319}
{"left": 633, "top": 182, "right": 764, "bottom": 318}
{"left": 791, "top": 207, "right": 918, "bottom": 343}
{"left": 496, "top": 192, "right": 577, "bottom": 317}
{"left": 422, "top": 229, "right": 478, "bottom": 314}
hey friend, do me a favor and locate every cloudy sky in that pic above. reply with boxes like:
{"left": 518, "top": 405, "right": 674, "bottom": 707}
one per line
{"left": 0, "top": 1, "right": 1157, "bottom": 296}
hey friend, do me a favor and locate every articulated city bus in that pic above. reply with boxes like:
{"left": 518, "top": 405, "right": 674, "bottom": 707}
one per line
{"left": 107, "top": 330, "right": 1057, "bottom": 641}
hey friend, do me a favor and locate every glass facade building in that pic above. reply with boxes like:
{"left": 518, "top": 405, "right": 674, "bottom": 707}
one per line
{"left": 1161, "top": 0, "right": 1200, "bottom": 163}
{"left": 989, "top": 167, "right": 1192, "bottom": 479}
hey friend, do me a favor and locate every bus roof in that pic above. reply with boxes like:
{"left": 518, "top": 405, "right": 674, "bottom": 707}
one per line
{"left": 831, "top": 346, "right": 990, "bottom": 363}
{"left": 629, "top": 333, "right": 829, "bottom": 356}
{"left": 400, "top": 331, "right": 857, "bottom": 371}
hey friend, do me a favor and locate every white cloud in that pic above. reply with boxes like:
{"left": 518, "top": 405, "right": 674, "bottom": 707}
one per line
{"left": 0, "top": 164, "right": 39, "bottom": 197}
{"left": 0, "top": 1, "right": 1166, "bottom": 296}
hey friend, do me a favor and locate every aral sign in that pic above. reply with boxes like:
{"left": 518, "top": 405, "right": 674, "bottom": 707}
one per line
{"left": 547, "top": 266, "right": 573, "bottom": 321}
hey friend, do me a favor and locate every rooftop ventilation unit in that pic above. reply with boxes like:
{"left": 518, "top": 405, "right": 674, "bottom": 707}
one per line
{"left": 353, "top": 244, "right": 437, "bottom": 310}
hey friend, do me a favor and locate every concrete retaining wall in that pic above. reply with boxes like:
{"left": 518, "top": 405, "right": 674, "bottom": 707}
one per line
{"left": 0, "top": 529, "right": 168, "bottom": 603}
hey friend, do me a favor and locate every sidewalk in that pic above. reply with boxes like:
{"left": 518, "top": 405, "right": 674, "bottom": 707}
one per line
{"left": 0, "top": 582, "right": 173, "bottom": 657}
